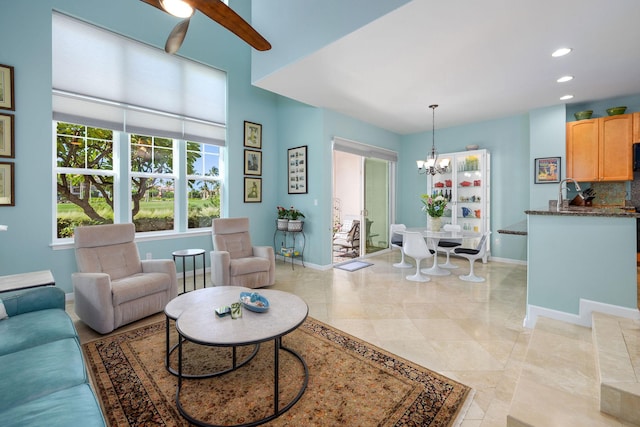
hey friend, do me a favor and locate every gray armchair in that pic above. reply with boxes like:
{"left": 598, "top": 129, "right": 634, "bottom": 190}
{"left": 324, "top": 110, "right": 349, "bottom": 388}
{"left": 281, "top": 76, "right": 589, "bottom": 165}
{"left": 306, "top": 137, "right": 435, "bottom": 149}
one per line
{"left": 72, "top": 223, "right": 177, "bottom": 334}
{"left": 210, "top": 217, "right": 275, "bottom": 288}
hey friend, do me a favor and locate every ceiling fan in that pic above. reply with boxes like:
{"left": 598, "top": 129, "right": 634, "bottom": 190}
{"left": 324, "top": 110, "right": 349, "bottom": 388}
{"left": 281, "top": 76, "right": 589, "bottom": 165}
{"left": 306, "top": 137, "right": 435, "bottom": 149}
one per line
{"left": 140, "top": 0, "right": 271, "bottom": 54}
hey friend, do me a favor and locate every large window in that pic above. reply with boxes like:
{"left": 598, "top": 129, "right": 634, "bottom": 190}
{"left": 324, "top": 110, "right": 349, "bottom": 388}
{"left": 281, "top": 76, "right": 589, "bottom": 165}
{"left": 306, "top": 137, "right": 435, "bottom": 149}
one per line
{"left": 52, "top": 13, "right": 226, "bottom": 241}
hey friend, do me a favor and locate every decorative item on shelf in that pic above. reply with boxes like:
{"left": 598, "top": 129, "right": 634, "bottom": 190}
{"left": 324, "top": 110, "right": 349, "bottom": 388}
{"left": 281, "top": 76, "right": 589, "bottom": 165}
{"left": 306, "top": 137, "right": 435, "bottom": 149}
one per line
{"left": 417, "top": 104, "right": 450, "bottom": 175}
{"left": 606, "top": 106, "right": 627, "bottom": 116}
{"left": 465, "top": 144, "right": 479, "bottom": 151}
{"left": 287, "top": 206, "right": 305, "bottom": 231}
{"left": 574, "top": 110, "right": 593, "bottom": 120}
{"left": 276, "top": 206, "right": 289, "bottom": 230}
{"left": 421, "top": 193, "right": 447, "bottom": 231}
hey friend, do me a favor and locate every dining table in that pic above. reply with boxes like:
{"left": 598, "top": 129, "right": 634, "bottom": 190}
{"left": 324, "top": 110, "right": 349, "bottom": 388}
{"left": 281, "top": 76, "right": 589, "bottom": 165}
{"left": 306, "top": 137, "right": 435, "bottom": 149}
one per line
{"left": 405, "top": 228, "right": 481, "bottom": 276}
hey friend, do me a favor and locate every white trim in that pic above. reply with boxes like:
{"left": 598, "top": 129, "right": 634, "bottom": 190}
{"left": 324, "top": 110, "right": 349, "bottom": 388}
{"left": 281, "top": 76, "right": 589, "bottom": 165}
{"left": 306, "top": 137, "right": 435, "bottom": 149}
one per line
{"left": 525, "top": 299, "right": 640, "bottom": 329}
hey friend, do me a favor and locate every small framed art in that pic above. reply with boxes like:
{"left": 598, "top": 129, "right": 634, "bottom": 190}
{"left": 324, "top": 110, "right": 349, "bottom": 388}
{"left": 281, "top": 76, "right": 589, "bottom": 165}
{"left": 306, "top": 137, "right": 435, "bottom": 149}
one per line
{"left": 244, "top": 149, "right": 262, "bottom": 176}
{"left": 244, "top": 177, "right": 262, "bottom": 203}
{"left": 534, "top": 157, "right": 560, "bottom": 184}
{"left": 0, "top": 64, "right": 15, "bottom": 111}
{"left": 244, "top": 121, "right": 262, "bottom": 149}
{"left": 0, "top": 113, "right": 14, "bottom": 158}
{"left": 287, "top": 145, "right": 308, "bottom": 194}
{"left": 0, "top": 162, "right": 15, "bottom": 206}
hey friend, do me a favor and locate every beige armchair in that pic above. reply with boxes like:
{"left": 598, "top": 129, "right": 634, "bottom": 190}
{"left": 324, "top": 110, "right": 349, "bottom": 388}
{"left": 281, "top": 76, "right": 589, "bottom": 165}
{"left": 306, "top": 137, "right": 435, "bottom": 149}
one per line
{"left": 210, "top": 218, "right": 275, "bottom": 289}
{"left": 72, "top": 223, "right": 177, "bottom": 334}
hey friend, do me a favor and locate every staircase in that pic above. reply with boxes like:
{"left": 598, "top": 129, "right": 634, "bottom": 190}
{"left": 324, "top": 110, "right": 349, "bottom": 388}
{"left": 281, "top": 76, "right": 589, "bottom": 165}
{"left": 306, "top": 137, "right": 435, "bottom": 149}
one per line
{"left": 507, "top": 313, "right": 639, "bottom": 426}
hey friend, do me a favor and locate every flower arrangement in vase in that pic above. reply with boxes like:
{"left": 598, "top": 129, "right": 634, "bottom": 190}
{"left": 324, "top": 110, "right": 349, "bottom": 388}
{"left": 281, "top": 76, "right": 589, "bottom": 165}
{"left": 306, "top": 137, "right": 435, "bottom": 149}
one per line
{"left": 276, "top": 206, "right": 289, "bottom": 230}
{"left": 420, "top": 193, "right": 447, "bottom": 231}
{"left": 287, "top": 206, "right": 305, "bottom": 231}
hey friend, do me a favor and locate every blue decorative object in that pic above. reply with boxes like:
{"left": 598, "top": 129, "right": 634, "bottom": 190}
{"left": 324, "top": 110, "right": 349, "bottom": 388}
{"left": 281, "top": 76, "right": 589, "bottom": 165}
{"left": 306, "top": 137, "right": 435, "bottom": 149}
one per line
{"left": 240, "top": 291, "right": 269, "bottom": 312}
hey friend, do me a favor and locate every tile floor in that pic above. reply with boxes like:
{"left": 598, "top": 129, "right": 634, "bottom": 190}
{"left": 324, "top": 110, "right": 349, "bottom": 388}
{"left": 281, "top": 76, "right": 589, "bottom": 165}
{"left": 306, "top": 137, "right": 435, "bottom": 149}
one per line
{"left": 68, "top": 250, "right": 636, "bottom": 426}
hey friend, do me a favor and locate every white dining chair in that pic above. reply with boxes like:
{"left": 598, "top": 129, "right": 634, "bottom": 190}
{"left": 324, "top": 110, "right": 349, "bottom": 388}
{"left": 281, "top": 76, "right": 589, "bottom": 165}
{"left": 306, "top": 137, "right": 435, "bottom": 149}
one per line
{"left": 454, "top": 231, "right": 490, "bottom": 282}
{"left": 390, "top": 224, "right": 412, "bottom": 268}
{"left": 438, "top": 223, "right": 462, "bottom": 269}
{"left": 402, "top": 231, "right": 433, "bottom": 282}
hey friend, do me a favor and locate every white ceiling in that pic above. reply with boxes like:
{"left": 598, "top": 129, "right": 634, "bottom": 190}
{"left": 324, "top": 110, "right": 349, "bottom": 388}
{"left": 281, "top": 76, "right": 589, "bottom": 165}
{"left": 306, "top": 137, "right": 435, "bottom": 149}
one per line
{"left": 254, "top": 0, "right": 640, "bottom": 134}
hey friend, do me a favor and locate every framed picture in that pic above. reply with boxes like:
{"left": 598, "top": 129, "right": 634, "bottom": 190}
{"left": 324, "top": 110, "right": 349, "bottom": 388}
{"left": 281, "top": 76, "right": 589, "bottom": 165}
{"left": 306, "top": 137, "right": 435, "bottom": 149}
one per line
{"left": 0, "top": 113, "right": 14, "bottom": 158}
{"left": 244, "top": 177, "right": 262, "bottom": 203}
{"left": 534, "top": 157, "right": 561, "bottom": 184}
{"left": 244, "top": 149, "right": 262, "bottom": 176}
{"left": 244, "top": 121, "right": 262, "bottom": 149}
{"left": 0, "top": 64, "right": 15, "bottom": 111}
{"left": 288, "top": 145, "right": 308, "bottom": 194}
{"left": 0, "top": 162, "right": 14, "bottom": 206}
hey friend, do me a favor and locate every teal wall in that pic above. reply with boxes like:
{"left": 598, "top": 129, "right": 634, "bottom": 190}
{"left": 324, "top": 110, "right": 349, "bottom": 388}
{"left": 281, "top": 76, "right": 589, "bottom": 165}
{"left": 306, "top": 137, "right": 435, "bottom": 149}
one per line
{"left": 527, "top": 214, "right": 637, "bottom": 314}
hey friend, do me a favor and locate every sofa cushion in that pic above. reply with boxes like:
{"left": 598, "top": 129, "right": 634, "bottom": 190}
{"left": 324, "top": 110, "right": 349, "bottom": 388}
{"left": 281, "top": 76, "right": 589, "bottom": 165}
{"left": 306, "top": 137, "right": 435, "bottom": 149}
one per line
{"left": 0, "top": 298, "right": 7, "bottom": 320}
{"left": 0, "top": 309, "right": 77, "bottom": 356}
{"left": 229, "top": 256, "right": 271, "bottom": 276}
{"left": 111, "top": 272, "right": 171, "bottom": 306}
{"left": 0, "top": 338, "right": 88, "bottom": 412}
{"left": 2, "top": 384, "right": 106, "bottom": 427}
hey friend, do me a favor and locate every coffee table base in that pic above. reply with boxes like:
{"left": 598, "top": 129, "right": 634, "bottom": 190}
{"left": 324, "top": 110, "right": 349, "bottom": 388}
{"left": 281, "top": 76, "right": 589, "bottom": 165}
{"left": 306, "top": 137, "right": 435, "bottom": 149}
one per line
{"left": 176, "top": 336, "right": 309, "bottom": 427}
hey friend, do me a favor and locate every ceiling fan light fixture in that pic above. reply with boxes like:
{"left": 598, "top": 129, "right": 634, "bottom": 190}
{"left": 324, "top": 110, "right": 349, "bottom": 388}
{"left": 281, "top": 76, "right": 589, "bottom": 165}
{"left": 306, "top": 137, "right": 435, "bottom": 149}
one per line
{"left": 160, "top": 0, "right": 195, "bottom": 18}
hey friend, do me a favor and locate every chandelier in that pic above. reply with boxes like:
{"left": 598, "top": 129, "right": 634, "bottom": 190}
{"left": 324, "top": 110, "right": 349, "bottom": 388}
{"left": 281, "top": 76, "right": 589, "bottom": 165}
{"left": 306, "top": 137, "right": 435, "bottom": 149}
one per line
{"left": 417, "top": 104, "right": 450, "bottom": 175}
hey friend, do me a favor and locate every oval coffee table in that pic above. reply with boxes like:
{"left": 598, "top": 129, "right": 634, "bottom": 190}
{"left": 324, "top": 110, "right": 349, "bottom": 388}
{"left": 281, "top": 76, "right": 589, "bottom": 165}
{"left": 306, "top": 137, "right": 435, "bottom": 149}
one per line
{"left": 164, "top": 286, "right": 257, "bottom": 378}
{"left": 175, "top": 288, "right": 309, "bottom": 427}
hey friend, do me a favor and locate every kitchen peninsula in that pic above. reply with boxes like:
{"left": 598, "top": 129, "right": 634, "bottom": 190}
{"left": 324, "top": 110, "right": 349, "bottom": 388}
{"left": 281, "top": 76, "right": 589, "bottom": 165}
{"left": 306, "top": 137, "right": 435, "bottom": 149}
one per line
{"left": 524, "top": 206, "right": 640, "bottom": 328}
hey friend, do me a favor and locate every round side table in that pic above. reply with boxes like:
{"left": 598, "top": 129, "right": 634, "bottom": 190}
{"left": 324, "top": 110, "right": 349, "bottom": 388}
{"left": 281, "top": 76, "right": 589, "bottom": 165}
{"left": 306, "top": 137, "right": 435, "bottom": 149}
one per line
{"left": 172, "top": 249, "right": 206, "bottom": 294}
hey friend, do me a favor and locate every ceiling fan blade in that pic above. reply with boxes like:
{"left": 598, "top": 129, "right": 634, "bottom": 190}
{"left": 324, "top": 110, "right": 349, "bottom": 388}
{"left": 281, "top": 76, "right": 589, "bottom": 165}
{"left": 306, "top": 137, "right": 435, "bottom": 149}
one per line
{"left": 139, "top": 0, "right": 164, "bottom": 13}
{"left": 191, "top": 0, "right": 271, "bottom": 51}
{"left": 165, "top": 18, "right": 191, "bottom": 54}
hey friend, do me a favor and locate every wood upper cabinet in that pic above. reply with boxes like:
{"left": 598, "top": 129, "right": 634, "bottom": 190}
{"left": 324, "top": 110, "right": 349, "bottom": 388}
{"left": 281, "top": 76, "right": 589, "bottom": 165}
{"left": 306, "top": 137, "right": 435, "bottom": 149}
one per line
{"left": 634, "top": 112, "right": 640, "bottom": 142}
{"left": 567, "top": 113, "right": 633, "bottom": 182}
{"left": 567, "top": 119, "right": 598, "bottom": 181}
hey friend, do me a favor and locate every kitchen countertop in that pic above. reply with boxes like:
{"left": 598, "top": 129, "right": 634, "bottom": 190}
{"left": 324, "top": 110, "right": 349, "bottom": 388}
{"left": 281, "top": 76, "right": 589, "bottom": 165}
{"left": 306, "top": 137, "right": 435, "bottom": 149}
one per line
{"left": 497, "top": 220, "right": 527, "bottom": 236}
{"left": 525, "top": 206, "right": 640, "bottom": 218}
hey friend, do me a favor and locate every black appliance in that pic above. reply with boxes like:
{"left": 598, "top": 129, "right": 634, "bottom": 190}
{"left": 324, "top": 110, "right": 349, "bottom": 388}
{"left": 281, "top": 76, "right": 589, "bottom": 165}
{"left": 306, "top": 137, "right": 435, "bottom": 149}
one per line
{"left": 633, "top": 143, "right": 640, "bottom": 171}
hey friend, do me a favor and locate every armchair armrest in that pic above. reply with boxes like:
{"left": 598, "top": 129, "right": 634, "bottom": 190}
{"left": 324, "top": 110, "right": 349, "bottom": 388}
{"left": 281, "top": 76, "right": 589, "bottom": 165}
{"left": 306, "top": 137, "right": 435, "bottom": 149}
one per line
{"left": 210, "top": 250, "right": 231, "bottom": 286}
{"left": 253, "top": 246, "right": 275, "bottom": 286}
{"left": 72, "top": 272, "right": 114, "bottom": 334}
{"left": 1, "top": 287, "right": 65, "bottom": 317}
{"left": 141, "top": 259, "right": 178, "bottom": 299}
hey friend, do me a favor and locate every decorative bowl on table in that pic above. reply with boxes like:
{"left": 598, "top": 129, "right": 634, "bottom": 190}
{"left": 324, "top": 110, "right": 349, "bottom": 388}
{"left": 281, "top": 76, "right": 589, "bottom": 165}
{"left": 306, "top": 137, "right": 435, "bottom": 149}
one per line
{"left": 574, "top": 110, "right": 593, "bottom": 120}
{"left": 606, "top": 106, "right": 627, "bottom": 116}
{"left": 240, "top": 292, "right": 270, "bottom": 313}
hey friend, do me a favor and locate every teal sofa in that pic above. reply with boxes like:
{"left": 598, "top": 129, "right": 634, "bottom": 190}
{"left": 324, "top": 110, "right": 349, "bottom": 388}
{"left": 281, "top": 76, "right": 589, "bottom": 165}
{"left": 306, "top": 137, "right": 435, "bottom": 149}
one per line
{"left": 0, "top": 286, "right": 106, "bottom": 427}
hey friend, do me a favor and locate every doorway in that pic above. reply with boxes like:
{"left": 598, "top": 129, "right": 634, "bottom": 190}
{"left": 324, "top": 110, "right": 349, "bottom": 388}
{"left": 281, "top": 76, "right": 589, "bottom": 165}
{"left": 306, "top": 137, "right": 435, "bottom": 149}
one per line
{"left": 331, "top": 138, "right": 395, "bottom": 264}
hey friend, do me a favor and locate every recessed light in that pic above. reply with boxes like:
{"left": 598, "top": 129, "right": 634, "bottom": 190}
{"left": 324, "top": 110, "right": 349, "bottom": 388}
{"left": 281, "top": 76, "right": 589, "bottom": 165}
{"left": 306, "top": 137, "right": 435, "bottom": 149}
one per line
{"left": 560, "top": 95, "right": 574, "bottom": 101}
{"left": 557, "top": 75, "right": 574, "bottom": 83}
{"left": 552, "top": 48, "right": 572, "bottom": 57}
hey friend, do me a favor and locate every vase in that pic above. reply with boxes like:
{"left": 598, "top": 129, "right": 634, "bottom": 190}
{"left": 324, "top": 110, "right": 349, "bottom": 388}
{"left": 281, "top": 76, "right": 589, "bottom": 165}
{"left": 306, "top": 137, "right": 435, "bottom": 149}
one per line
{"left": 277, "top": 219, "right": 289, "bottom": 230}
{"left": 430, "top": 216, "right": 442, "bottom": 232}
{"left": 288, "top": 220, "right": 304, "bottom": 232}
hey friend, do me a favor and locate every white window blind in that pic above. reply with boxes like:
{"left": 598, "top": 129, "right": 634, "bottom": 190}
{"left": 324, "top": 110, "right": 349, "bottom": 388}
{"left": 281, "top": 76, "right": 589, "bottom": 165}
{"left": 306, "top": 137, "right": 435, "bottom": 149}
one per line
{"left": 332, "top": 137, "right": 397, "bottom": 162}
{"left": 52, "top": 12, "right": 226, "bottom": 145}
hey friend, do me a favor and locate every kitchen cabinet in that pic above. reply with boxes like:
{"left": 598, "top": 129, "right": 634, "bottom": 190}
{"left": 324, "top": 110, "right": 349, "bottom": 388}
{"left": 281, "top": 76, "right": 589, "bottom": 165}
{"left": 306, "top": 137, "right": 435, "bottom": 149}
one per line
{"left": 634, "top": 112, "right": 640, "bottom": 142}
{"left": 427, "top": 149, "right": 490, "bottom": 250}
{"left": 567, "top": 114, "right": 633, "bottom": 182}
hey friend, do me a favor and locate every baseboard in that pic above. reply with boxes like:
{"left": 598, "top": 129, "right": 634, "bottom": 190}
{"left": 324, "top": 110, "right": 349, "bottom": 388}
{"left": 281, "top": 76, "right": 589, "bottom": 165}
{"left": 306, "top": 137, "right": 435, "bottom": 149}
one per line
{"left": 525, "top": 300, "right": 640, "bottom": 329}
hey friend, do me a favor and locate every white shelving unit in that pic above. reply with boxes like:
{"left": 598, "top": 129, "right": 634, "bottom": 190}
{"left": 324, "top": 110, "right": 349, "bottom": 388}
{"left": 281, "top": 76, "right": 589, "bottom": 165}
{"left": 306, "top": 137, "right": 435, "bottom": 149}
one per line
{"left": 427, "top": 149, "right": 490, "bottom": 252}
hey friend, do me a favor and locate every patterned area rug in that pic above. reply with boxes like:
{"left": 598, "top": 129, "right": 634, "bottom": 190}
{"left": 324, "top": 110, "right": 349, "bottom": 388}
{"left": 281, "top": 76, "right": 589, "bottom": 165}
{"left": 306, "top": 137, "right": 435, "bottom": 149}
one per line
{"left": 83, "top": 318, "right": 471, "bottom": 426}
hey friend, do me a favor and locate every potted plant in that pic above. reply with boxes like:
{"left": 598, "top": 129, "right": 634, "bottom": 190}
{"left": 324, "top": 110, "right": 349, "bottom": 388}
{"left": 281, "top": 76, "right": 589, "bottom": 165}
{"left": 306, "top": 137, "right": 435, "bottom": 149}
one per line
{"left": 287, "top": 206, "right": 305, "bottom": 231}
{"left": 420, "top": 193, "right": 447, "bottom": 231}
{"left": 276, "top": 206, "right": 289, "bottom": 230}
